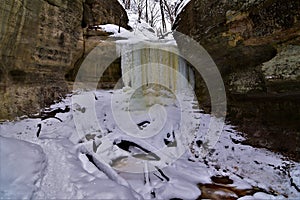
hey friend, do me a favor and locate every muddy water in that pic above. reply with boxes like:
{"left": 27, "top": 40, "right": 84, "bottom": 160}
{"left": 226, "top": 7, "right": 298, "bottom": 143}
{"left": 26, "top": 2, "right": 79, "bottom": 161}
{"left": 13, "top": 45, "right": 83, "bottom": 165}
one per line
{"left": 198, "top": 176, "right": 278, "bottom": 200}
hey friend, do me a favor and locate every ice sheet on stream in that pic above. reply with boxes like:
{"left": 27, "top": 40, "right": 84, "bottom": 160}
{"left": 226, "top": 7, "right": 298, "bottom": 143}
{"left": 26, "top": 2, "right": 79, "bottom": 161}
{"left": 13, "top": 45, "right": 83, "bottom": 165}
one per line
{"left": 0, "top": 89, "right": 299, "bottom": 199}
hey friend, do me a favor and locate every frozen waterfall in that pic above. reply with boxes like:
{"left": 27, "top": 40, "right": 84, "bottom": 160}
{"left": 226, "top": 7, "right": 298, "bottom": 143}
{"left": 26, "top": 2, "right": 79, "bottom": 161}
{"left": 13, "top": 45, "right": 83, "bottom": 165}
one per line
{"left": 116, "top": 41, "right": 195, "bottom": 92}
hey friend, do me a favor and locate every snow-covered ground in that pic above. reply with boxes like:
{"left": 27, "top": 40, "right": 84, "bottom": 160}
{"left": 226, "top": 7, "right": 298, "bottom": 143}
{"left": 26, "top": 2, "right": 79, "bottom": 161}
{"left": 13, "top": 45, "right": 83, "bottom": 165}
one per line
{"left": 0, "top": 88, "right": 299, "bottom": 199}
{"left": 1, "top": 1, "right": 299, "bottom": 199}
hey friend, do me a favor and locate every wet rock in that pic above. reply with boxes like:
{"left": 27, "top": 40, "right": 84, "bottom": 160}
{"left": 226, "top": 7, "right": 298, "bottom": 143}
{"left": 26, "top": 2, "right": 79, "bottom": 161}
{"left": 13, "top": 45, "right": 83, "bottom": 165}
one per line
{"left": 196, "top": 140, "right": 203, "bottom": 147}
{"left": 85, "top": 133, "right": 96, "bottom": 141}
{"left": 211, "top": 175, "right": 234, "bottom": 185}
{"left": 199, "top": 184, "right": 238, "bottom": 200}
{"left": 113, "top": 140, "right": 161, "bottom": 161}
{"left": 137, "top": 121, "right": 151, "bottom": 130}
{"left": 198, "top": 183, "right": 270, "bottom": 200}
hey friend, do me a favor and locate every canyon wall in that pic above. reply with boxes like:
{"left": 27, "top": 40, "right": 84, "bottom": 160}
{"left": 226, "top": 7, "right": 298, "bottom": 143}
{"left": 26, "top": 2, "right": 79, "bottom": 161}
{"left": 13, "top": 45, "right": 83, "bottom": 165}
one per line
{"left": 174, "top": 0, "right": 300, "bottom": 159}
{"left": 0, "top": 0, "right": 128, "bottom": 119}
{"left": 82, "top": 0, "right": 131, "bottom": 30}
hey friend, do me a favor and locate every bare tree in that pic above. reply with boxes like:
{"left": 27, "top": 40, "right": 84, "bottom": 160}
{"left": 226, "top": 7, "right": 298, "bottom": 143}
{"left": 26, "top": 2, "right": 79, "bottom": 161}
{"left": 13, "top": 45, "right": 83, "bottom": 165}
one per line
{"left": 163, "top": 0, "right": 175, "bottom": 26}
{"left": 123, "top": 0, "right": 131, "bottom": 9}
{"left": 137, "top": 0, "right": 142, "bottom": 22}
{"left": 126, "top": 0, "right": 175, "bottom": 32}
{"left": 133, "top": 0, "right": 146, "bottom": 22}
{"left": 159, "top": 0, "right": 167, "bottom": 33}
{"left": 145, "top": 0, "right": 149, "bottom": 23}
{"left": 148, "top": 1, "right": 160, "bottom": 27}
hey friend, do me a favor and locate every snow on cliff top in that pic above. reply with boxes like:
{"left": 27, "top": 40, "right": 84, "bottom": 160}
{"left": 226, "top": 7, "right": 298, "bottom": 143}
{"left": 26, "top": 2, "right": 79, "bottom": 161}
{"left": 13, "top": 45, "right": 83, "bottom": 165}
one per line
{"left": 98, "top": 10, "right": 158, "bottom": 41}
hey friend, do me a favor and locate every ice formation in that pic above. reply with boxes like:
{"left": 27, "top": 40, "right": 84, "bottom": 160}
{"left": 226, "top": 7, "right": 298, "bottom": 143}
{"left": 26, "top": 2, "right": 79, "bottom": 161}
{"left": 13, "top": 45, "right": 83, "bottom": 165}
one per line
{"left": 116, "top": 40, "right": 195, "bottom": 92}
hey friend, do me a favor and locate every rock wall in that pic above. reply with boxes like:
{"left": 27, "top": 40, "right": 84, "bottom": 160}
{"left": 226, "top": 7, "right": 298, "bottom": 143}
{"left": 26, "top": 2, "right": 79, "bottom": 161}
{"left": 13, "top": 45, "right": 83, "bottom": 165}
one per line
{"left": 0, "top": 0, "right": 128, "bottom": 120}
{"left": 82, "top": 0, "right": 130, "bottom": 29}
{"left": 174, "top": 0, "right": 300, "bottom": 160}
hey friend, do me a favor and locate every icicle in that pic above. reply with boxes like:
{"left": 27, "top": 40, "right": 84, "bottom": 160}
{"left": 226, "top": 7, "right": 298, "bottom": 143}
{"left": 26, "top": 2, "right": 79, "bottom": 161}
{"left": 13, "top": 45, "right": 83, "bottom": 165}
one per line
{"left": 116, "top": 41, "right": 195, "bottom": 93}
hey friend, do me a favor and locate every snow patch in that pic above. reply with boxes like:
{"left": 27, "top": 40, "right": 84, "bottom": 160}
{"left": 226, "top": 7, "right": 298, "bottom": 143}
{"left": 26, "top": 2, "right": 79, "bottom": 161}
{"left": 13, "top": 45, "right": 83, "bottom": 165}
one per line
{"left": 0, "top": 136, "right": 46, "bottom": 199}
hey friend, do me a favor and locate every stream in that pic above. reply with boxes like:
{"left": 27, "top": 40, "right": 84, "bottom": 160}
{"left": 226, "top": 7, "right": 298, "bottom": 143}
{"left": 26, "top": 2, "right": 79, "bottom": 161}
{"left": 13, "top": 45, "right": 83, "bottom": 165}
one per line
{"left": 0, "top": 39, "right": 299, "bottom": 199}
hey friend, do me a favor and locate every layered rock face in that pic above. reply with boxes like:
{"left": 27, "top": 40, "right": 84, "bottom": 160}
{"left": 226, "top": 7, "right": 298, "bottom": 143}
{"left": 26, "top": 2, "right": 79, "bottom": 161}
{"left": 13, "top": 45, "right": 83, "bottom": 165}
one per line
{"left": 0, "top": 0, "right": 84, "bottom": 119}
{"left": 66, "top": 0, "right": 131, "bottom": 87}
{"left": 0, "top": 0, "right": 128, "bottom": 119}
{"left": 82, "top": 0, "right": 130, "bottom": 29}
{"left": 174, "top": 0, "right": 300, "bottom": 159}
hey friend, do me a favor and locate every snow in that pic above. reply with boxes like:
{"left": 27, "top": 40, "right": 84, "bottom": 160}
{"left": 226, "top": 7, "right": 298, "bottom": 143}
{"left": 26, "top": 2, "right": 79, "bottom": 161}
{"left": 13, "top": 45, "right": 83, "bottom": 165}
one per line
{"left": 97, "top": 24, "right": 130, "bottom": 36}
{"left": 102, "top": 1, "right": 182, "bottom": 41}
{"left": 0, "top": 102, "right": 141, "bottom": 199}
{"left": 0, "top": 136, "right": 46, "bottom": 199}
{"left": 253, "top": 192, "right": 286, "bottom": 199}
{"left": 0, "top": 2, "right": 299, "bottom": 199}
{"left": 290, "top": 165, "right": 300, "bottom": 189}
{"left": 118, "top": 0, "right": 177, "bottom": 32}
{"left": 1, "top": 89, "right": 300, "bottom": 199}
{"left": 97, "top": 13, "right": 158, "bottom": 42}
{"left": 175, "top": 0, "right": 191, "bottom": 17}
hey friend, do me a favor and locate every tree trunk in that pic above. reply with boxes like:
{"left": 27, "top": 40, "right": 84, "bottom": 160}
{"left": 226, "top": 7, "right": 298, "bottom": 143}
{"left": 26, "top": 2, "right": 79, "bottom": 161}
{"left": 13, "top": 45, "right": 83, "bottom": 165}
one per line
{"left": 124, "top": 0, "right": 130, "bottom": 9}
{"left": 145, "top": 0, "right": 149, "bottom": 23}
{"left": 160, "top": 0, "right": 166, "bottom": 33}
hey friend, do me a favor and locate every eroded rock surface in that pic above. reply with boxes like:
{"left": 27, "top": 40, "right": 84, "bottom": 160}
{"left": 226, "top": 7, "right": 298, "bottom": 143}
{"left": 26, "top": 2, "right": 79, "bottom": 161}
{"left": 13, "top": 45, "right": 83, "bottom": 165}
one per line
{"left": 174, "top": 0, "right": 300, "bottom": 160}
{"left": 0, "top": 0, "right": 127, "bottom": 119}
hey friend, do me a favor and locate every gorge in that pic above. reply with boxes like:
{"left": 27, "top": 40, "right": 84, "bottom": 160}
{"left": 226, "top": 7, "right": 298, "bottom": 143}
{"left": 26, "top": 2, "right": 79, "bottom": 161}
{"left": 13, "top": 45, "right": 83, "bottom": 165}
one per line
{"left": 0, "top": 0, "right": 299, "bottom": 199}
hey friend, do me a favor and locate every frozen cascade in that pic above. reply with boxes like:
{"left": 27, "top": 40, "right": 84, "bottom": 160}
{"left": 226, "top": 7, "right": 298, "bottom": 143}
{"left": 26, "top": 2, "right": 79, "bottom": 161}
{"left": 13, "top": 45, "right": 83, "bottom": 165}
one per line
{"left": 116, "top": 40, "right": 195, "bottom": 92}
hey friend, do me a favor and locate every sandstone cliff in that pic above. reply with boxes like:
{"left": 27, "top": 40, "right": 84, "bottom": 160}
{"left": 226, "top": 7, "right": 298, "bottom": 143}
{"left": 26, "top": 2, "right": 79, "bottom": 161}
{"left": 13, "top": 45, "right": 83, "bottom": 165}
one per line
{"left": 174, "top": 0, "right": 300, "bottom": 159}
{"left": 82, "top": 0, "right": 131, "bottom": 30}
{"left": 0, "top": 0, "right": 128, "bottom": 119}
